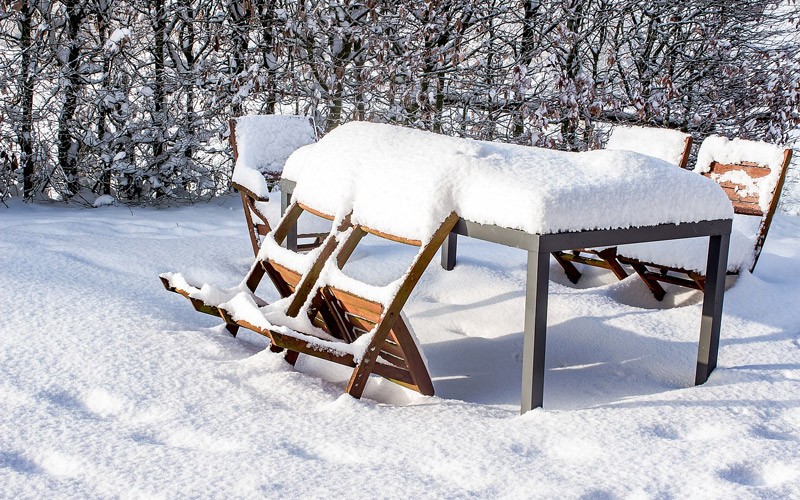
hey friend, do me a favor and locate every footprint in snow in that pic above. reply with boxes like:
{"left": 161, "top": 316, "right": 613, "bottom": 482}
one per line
{"left": 749, "top": 424, "right": 797, "bottom": 441}
{"left": 0, "top": 450, "right": 41, "bottom": 474}
{"left": 719, "top": 462, "right": 799, "bottom": 487}
{"left": 643, "top": 423, "right": 681, "bottom": 440}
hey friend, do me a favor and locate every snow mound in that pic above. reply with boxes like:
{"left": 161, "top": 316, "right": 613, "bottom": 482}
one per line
{"left": 93, "top": 195, "right": 115, "bottom": 208}
{"left": 232, "top": 115, "right": 317, "bottom": 199}
{"left": 284, "top": 122, "right": 732, "bottom": 242}
{"left": 605, "top": 125, "right": 691, "bottom": 166}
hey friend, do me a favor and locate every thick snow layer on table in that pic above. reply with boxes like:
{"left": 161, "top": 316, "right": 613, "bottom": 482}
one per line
{"left": 284, "top": 122, "right": 732, "bottom": 242}
{"left": 695, "top": 135, "right": 789, "bottom": 213}
{"left": 3, "top": 196, "right": 800, "bottom": 498}
{"left": 232, "top": 115, "right": 317, "bottom": 198}
{"left": 604, "top": 125, "right": 691, "bottom": 166}
{"left": 616, "top": 214, "right": 761, "bottom": 273}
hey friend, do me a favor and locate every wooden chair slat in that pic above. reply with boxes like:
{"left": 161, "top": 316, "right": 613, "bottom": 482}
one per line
{"left": 327, "top": 287, "right": 384, "bottom": 322}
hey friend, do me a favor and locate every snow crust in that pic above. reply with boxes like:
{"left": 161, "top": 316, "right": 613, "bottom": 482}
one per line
{"left": 605, "top": 125, "right": 691, "bottom": 166}
{"left": 695, "top": 135, "right": 788, "bottom": 213}
{"left": 3, "top": 197, "right": 800, "bottom": 498}
{"left": 232, "top": 115, "right": 317, "bottom": 198}
{"left": 284, "top": 122, "right": 732, "bottom": 242}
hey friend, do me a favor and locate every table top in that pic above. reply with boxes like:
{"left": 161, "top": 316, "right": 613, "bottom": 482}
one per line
{"left": 282, "top": 122, "right": 733, "bottom": 243}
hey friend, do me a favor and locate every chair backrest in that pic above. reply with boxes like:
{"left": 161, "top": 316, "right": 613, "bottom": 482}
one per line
{"left": 694, "top": 135, "right": 793, "bottom": 271}
{"left": 229, "top": 115, "right": 319, "bottom": 255}
{"left": 229, "top": 115, "right": 317, "bottom": 198}
{"left": 605, "top": 125, "right": 693, "bottom": 168}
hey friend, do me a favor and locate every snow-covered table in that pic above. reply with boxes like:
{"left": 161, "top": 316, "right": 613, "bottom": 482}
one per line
{"left": 278, "top": 122, "right": 733, "bottom": 413}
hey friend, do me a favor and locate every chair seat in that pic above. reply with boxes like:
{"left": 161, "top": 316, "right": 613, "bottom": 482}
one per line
{"left": 616, "top": 215, "right": 760, "bottom": 273}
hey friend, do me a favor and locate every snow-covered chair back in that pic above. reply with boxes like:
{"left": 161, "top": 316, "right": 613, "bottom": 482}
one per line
{"left": 694, "top": 136, "right": 793, "bottom": 271}
{"left": 605, "top": 125, "right": 693, "bottom": 167}
{"left": 229, "top": 115, "right": 318, "bottom": 255}
{"left": 230, "top": 115, "right": 317, "bottom": 197}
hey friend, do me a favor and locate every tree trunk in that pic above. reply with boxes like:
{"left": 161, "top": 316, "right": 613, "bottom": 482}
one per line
{"left": 57, "top": 0, "right": 85, "bottom": 196}
{"left": 18, "top": 1, "right": 36, "bottom": 199}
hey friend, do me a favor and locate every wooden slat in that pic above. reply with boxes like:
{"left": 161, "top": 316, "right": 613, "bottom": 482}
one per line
{"left": 370, "top": 362, "right": 415, "bottom": 386}
{"left": 328, "top": 287, "right": 384, "bottom": 322}
{"left": 344, "top": 312, "right": 376, "bottom": 333}
{"left": 359, "top": 225, "right": 422, "bottom": 246}
{"left": 731, "top": 201, "right": 763, "bottom": 217}
{"left": 708, "top": 162, "right": 771, "bottom": 178}
{"left": 268, "top": 261, "right": 302, "bottom": 288}
{"left": 378, "top": 350, "right": 407, "bottom": 368}
{"left": 379, "top": 332, "right": 407, "bottom": 360}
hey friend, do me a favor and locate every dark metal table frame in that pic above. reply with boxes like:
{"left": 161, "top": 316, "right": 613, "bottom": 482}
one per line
{"left": 280, "top": 179, "right": 732, "bottom": 414}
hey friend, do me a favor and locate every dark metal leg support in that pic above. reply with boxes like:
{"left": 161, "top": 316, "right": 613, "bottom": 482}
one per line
{"left": 695, "top": 233, "right": 730, "bottom": 384}
{"left": 521, "top": 249, "right": 550, "bottom": 414}
{"left": 280, "top": 186, "right": 298, "bottom": 251}
{"left": 441, "top": 232, "right": 458, "bottom": 270}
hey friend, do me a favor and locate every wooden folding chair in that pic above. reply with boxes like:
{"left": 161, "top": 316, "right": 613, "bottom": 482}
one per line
{"left": 162, "top": 201, "right": 459, "bottom": 397}
{"left": 228, "top": 116, "right": 324, "bottom": 256}
{"left": 553, "top": 125, "right": 693, "bottom": 284}
{"left": 616, "top": 138, "right": 793, "bottom": 300}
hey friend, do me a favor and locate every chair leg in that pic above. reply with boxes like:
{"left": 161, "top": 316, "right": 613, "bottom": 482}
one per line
{"left": 629, "top": 262, "right": 666, "bottom": 301}
{"left": 346, "top": 323, "right": 394, "bottom": 398}
{"left": 552, "top": 251, "right": 582, "bottom": 284}
{"left": 284, "top": 350, "right": 300, "bottom": 366}
{"left": 597, "top": 248, "right": 629, "bottom": 281}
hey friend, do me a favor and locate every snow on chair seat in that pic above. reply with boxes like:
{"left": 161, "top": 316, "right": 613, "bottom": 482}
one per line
{"left": 616, "top": 136, "right": 793, "bottom": 299}
{"left": 550, "top": 125, "right": 693, "bottom": 284}
{"left": 229, "top": 115, "right": 319, "bottom": 255}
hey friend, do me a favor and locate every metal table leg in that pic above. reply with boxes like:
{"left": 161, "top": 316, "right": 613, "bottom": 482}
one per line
{"left": 441, "top": 233, "right": 458, "bottom": 270}
{"left": 695, "top": 233, "right": 730, "bottom": 384}
{"left": 280, "top": 187, "right": 298, "bottom": 251}
{"left": 521, "top": 249, "right": 550, "bottom": 414}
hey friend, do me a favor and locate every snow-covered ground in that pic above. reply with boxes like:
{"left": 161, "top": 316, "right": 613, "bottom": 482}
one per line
{"left": 2, "top": 192, "right": 800, "bottom": 498}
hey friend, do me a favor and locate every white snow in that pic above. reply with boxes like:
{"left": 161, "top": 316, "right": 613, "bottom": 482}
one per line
{"left": 109, "top": 28, "right": 131, "bottom": 44}
{"left": 2, "top": 194, "right": 800, "bottom": 497}
{"left": 284, "top": 122, "right": 732, "bottom": 242}
{"left": 92, "top": 195, "right": 115, "bottom": 208}
{"left": 232, "top": 115, "right": 317, "bottom": 199}
{"left": 604, "top": 125, "right": 691, "bottom": 166}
